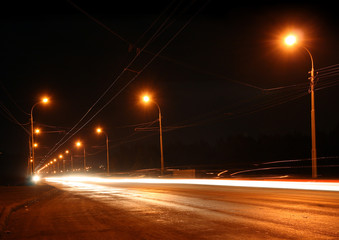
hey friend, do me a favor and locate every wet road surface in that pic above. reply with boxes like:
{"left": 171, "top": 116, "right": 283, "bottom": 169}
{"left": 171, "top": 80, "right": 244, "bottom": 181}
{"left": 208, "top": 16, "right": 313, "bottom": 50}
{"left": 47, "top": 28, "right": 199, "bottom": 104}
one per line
{"left": 3, "top": 178, "right": 339, "bottom": 239}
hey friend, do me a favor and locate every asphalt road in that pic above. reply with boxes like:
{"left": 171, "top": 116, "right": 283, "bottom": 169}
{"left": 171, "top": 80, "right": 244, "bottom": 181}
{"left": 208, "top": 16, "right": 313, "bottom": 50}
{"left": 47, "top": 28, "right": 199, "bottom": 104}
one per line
{"left": 3, "top": 178, "right": 339, "bottom": 240}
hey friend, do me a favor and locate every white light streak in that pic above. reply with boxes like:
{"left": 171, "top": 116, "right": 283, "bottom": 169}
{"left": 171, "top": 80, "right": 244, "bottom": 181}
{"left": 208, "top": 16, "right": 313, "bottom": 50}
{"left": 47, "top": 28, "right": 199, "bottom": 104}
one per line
{"left": 44, "top": 176, "right": 339, "bottom": 192}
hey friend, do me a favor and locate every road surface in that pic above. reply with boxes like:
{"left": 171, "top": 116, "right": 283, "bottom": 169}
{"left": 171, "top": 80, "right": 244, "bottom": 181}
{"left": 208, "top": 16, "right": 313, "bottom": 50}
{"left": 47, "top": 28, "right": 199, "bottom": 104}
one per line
{"left": 3, "top": 177, "right": 339, "bottom": 239}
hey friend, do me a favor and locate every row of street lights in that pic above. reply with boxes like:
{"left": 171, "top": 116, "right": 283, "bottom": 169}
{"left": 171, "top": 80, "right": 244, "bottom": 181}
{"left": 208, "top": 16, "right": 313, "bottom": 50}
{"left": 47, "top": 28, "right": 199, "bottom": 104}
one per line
{"left": 37, "top": 129, "right": 109, "bottom": 174}
{"left": 36, "top": 95, "right": 162, "bottom": 176}
{"left": 32, "top": 33, "right": 318, "bottom": 177}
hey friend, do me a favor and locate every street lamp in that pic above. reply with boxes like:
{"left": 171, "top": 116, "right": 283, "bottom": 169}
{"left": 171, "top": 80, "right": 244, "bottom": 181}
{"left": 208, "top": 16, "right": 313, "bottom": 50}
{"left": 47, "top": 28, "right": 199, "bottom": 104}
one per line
{"left": 284, "top": 35, "right": 297, "bottom": 46}
{"left": 30, "top": 97, "right": 49, "bottom": 175}
{"left": 96, "top": 127, "right": 110, "bottom": 174}
{"left": 284, "top": 33, "right": 317, "bottom": 178}
{"left": 142, "top": 95, "right": 165, "bottom": 175}
{"left": 76, "top": 141, "right": 86, "bottom": 172}
{"left": 65, "top": 150, "right": 73, "bottom": 172}
{"left": 53, "top": 158, "right": 57, "bottom": 173}
{"left": 59, "top": 154, "right": 65, "bottom": 173}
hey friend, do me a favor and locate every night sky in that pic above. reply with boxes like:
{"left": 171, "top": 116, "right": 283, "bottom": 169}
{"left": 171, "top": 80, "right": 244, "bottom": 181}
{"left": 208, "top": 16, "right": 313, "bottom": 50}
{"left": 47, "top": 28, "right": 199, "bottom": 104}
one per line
{"left": 1, "top": 1, "right": 338, "bottom": 180}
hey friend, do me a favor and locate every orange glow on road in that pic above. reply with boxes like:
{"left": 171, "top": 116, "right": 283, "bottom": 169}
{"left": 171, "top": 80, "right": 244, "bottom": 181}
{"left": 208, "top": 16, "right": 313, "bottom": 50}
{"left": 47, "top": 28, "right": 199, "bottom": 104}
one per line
{"left": 45, "top": 177, "right": 339, "bottom": 192}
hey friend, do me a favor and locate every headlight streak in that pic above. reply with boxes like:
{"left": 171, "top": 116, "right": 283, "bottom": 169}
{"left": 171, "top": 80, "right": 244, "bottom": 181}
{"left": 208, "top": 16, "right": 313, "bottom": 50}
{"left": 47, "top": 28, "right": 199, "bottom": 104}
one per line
{"left": 45, "top": 176, "right": 339, "bottom": 192}
{"left": 32, "top": 175, "right": 41, "bottom": 183}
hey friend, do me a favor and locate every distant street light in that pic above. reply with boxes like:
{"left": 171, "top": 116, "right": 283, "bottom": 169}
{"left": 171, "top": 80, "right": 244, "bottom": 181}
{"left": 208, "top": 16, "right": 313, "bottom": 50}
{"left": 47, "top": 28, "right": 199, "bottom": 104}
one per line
{"left": 65, "top": 150, "right": 73, "bottom": 172}
{"left": 96, "top": 127, "right": 110, "bottom": 174}
{"left": 59, "top": 154, "right": 65, "bottom": 173}
{"left": 142, "top": 95, "right": 165, "bottom": 175}
{"left": 284, "top": 33, "right": 317, "bottom": 178}
{"left": 53, "top": 158, "right": 57, "bottom": 173}
{"left": 30, "top": 97, "right": 49, "bottom": 175}
{"left": 76, "top": 141, "right": 86, "bottom": 172}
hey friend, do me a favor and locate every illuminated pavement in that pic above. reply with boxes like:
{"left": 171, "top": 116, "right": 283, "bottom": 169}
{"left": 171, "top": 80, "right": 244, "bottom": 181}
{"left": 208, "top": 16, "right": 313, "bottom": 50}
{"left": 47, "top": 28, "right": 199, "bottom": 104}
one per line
{"left": 4, "top": 177, "right": 339, "bottom": 239}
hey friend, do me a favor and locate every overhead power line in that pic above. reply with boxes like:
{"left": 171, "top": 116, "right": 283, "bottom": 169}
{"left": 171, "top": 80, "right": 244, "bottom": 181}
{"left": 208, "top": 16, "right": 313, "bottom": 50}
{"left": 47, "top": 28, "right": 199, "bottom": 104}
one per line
{"left": 39, "top": 0, "right": 211, "bottom": 168}
{"left": 0, "top": 102, "right": 31, "bottom": 135}
{"left": 67, "top": 0, "right": 130, "bottom": 44}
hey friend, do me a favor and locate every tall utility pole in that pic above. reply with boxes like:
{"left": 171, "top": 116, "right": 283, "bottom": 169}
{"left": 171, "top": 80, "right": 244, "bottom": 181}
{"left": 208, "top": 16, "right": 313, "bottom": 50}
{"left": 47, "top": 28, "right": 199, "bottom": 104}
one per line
{"left": 307, "top": 47, "right": 317, "bottom": 178}
{"left": 284, "top": 35, "right": 317, "bottom": 178}
{"left": 158, "top": 104, "right": 164, "bottom": 175}
{"left": 29, "top": 97, "right": 48, "bottom": 174}
{"left": 106, "top": 134, "right": 110, "bottom": 174}
{"left": 96, "top": 128, "right": 110, "bottom": 174}
{"left": 83, "top": 147, "right": 86, "bottom": 172}
{"left": 142, "top": 95, "right": 164, "bottom": 175}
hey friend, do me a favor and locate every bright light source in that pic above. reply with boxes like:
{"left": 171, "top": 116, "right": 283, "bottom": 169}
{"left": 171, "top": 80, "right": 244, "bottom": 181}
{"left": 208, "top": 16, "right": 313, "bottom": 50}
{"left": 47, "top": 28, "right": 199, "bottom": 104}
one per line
{"left": 96, "top": 128, "right": 102, "bottom": 133}
{"left": 44, "top": 177, "right": 339, "bottom": 192}
{"left": 143, "top": 95, "right": 150, "bottom": 103}
{"left": 59, "top": 154, "right": 63, "bottom": 159}
{"left": 32, "top": 175, "right": 40, "bottom": 183}
{"left": 284, "top": 35, "right": 297, "bottom": 46}
{"left": 35, "top": 129, "right": 40, "bottom": 134}
{"left": 42, "top": 97, "right": 49, "bottom": 103}
{"left": 33, "top": 143, "right": 38, "bottom": 148}
{"left": 76, "top": 141, "right": 82, "bottom": 147}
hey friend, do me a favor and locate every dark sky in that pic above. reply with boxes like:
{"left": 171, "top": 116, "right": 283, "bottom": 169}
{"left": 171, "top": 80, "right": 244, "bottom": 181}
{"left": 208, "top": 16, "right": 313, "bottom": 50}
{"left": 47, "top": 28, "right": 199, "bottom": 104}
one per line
{"left": 1, "top": 0, "right": 338, "bottom": 176}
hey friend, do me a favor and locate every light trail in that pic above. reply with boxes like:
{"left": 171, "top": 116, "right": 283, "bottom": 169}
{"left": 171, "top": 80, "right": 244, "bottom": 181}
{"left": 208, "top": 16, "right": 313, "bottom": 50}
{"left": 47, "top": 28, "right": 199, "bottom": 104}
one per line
{"left": 45, "top": 176, "right": 339, "bottom": 192}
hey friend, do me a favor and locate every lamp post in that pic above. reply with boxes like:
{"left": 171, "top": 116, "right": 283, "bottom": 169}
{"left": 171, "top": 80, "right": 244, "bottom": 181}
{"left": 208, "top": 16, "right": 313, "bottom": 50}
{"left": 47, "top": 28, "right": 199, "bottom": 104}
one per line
{"left": 76, "top": 141, "right": 86, "bottom": 172}
{"left": 59, "top": 154, "right": 65, "bottom": 173}
{"left": 284, "top": 34, "right": 317, "bottom": 178}
{"left": 142, "top": 95, "right": 164, "bottom": 175}
{"left": 30, "top": 97, "right": 49, "bottom": 174}
{"left": 53, "top": 158, "right": 57, "bottom": 173}
{"left": 65, "top": 150, "right": 73, "bottom": 172}
{"left": 96, "top": 128, "right": 110, "bottom": 174}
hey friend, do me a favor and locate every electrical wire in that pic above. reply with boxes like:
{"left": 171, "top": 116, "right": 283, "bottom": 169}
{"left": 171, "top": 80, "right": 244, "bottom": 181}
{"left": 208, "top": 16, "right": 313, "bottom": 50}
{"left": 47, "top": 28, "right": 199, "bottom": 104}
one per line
{"left": 41, "top": 4, "right": 179, "bottom": 160}
{"left": 0, "top": 102, "right": 31, "bottom": 135}
{"left": 67, "top": 0, "right": 130, "bottom": 44}
{"left": 0, "top": 81, "right": 30, "bottom": 116}
{"left": 38, "top": 0, "right": 211, "bottom": 168}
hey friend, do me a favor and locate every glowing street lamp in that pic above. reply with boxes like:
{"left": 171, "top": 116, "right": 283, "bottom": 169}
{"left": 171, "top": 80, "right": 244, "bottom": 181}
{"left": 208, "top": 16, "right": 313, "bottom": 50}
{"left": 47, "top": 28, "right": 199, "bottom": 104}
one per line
{"left": 284, "top": 35, "right": 297, "bottom": 46}
{"left": 143, "top": 95, "right": 150, "bottom": 103}
{"left": 283, "top": 33, "right": 317, "bottom": 178}
{"left": 30, "top": 97, "right": 49, "bottom": 175}
{"left": 142, "top": 95, "right": 165, "bottom": 175}
{"left": 96, "top": 127, "right": 110, "bottom": 174}
{"left": 76, "top": 141, "right": 86, "bottom": 172}
{"left": 65, "top": 150, "right": 73, "bottom": 172}
{"left": 59, "top": 154, "right": 65, "bottom": 172}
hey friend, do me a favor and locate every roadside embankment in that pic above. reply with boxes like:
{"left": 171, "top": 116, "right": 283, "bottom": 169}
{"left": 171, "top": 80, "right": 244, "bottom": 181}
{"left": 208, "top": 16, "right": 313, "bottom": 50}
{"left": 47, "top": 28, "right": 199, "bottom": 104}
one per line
{"left": 0, "top": 183, "right": 58, "bottom": 234}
